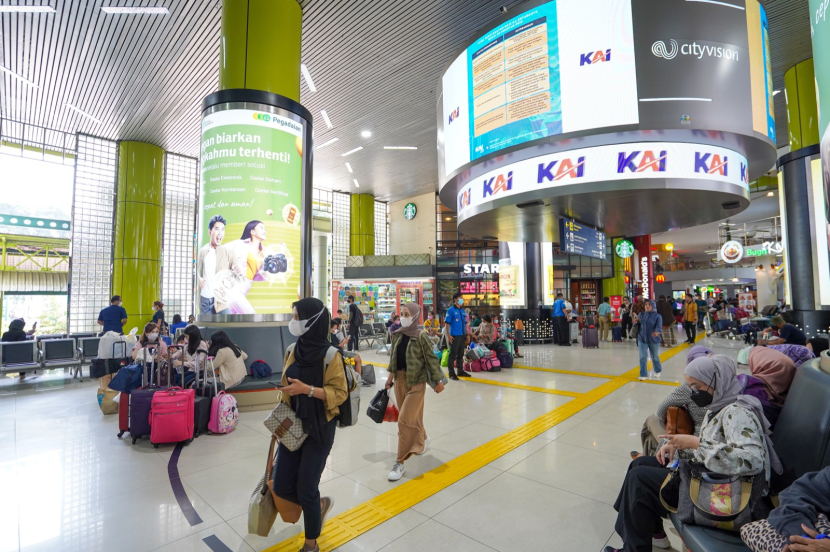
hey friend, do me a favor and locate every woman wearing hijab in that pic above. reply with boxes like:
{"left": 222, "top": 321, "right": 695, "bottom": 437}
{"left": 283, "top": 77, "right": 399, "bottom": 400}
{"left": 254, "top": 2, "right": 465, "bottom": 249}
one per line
{"left": 739, "top": 347, "right": 797, "bottom": 428}
{"left": 606, "top": 354, "right": 781, "bottom": 552}
{"left": 272, "top": 298, "right": 348, "bottom": 552}
{"left": 474, "top": 314, "right": 496, "bottom": 346}
{"left": 384, "top": 302, "right": 446, "bottom": 482}
{"left": 636, "top": 299, "right": 664, "bottom": 381}
{"left": 634, "top": 346, "right": 713, "bottom": 459}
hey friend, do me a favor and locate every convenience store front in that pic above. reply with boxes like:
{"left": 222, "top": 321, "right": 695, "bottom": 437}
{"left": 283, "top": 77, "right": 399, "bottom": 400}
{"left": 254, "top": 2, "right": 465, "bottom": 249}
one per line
{"left": 332, "top": 279, "right": 435, "bottom": 324}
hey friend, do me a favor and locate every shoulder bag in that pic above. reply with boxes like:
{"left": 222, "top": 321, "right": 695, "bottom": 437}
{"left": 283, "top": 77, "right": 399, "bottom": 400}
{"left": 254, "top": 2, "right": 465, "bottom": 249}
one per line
{"left": 666, "top": 406, "right": 695, "bottom": 435}
{"left": 263, "top": 402, "right": 307, "bottom": 451}
{"left": 630, "top": 322, "right": 640, "bottom": 340}
{"left": 248, "top": 435, "right": 278, "bottom": 536}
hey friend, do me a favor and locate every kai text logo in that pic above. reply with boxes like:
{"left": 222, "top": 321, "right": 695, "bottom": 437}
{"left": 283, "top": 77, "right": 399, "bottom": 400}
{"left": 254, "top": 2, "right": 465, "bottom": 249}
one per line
{"left": 449, "top": 107, "right": 460, "bottom": 125}
{"left": 740, "top": 162, "right": 749, "bottom": 185}
{"left": 459, "top": 188, "right": 471, "bottom": 211}
{"left": 695, "top": 152, "right": 728, "bottom": 176}
{"left": 580, "top": 49, "right": 611, "bottom": 66}
{"left": 537, "top": 157, "right": 586, "bottom": 182}
{"left": 482, "top": 172, "right": 513, "bottom": 198}
{"left": 617, "top": 150, "right": 667, "bottom": 173}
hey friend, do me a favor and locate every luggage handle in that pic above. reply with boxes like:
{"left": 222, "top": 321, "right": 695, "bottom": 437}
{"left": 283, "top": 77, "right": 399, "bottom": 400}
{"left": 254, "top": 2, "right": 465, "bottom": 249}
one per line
{"left": 194, "top": 349, "right": 219, "bottom": 392}
{"left": 112, "top": 339, "right": 127, "bottom": 359}
{"left": 145, "top": 346, "right": 159, "bottom": 388}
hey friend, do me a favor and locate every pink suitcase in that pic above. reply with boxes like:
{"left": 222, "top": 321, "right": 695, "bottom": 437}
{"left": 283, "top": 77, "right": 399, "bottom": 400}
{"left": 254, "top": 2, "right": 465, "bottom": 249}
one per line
{"left": 149, "top": 386, "right": 195, "bottom": 448}
{"left": 464, "top": 361, "right": 481, "bottom": 372}
{"left": 205, "top": 357, "right": 239, "bottom": 434}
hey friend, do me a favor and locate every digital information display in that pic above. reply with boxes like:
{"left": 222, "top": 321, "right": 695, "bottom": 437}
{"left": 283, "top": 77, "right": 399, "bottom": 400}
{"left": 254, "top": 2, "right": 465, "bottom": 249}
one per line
{"left": 198, "top": 108, "right": 305, "bottom": 316}
{"left": 559, "top": 219, "right": 606, "bottom": 260}
{"left": 457, "top": 142, "right": 748, "bottom": 215}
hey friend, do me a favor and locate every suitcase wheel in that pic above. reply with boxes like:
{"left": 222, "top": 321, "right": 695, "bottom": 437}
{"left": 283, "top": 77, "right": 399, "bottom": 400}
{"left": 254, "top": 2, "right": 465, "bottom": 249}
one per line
{"left": 132, "top": 437, "right": 138, "bottom": 445}
{"left": 117, "top": 431, "right": 125, "bottom": 438}
{"left": 154, "top": 444, "right": 159, "bottom": 449}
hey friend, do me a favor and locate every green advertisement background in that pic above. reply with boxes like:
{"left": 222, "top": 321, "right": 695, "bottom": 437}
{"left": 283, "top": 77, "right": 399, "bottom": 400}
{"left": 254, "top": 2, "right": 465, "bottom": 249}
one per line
{"left": 199, "top": 113, "right": 303, "bottom": 315}
{"left": 810, "top": 0, "right": 830, "bottom": 135}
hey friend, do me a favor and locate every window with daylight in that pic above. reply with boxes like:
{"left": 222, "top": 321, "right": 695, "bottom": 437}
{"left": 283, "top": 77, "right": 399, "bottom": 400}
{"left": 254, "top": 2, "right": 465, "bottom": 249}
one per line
{"left": 332, "top": 192, "right": 350, "bottom": 279}
{"left": 162, "top": 153, "right": 199, "bottom": 320}
{"left": 374, "top": 200, "right": 389, "bottom": 256}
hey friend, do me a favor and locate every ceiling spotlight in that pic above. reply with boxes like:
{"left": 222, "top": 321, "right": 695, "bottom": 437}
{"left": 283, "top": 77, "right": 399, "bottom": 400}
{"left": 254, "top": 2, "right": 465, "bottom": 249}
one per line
{"left": 361, "top": 130, "right": 372, "bottom": 138}
{"left": 320, "top": 110, "right": 333, "bottom": 129}
{"left": 101, "top": 6, "right": 168, "bottom": 13}
{"left": 65, "top": 104, "right": 102, "bottom": 124}
{"left": 341, "top": 146, "right": 363, "bottom": 157}
{"left": 300, "top": 63, "right": 317, "bottom": 92}
{"left": 345, "top": 162, "right": 353, "bottom": 173}
{"left": 353, "top": 179, "right": 360, "bottom": 188}
{"left": 767, "top": 191, "right": 774, "bottom": 197}
{"left": 316, "top": 137, "right": 338, "bottom": 149}
{"left": 384, "top": 146, "right": 417, "bottom": 150}
{"left": 445, "top": 217, "right": 452, "bottom": 221}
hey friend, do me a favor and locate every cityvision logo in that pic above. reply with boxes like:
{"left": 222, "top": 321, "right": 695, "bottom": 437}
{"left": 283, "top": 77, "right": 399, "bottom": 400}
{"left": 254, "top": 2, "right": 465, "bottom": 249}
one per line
{"left": 537, "top": 157, "right": 585, "bottom": 182}
{"left": 652, "top": 39, "right": 740, "bottom": 61}
{"left": 482, "top": 171, "right": 513, "bottom": 198}
{"left": 617, "top": 150, "right": 667, "bottom": 173}
{"left": 695, "top": 152, "right": 728, "bottom": 176}
{"left": 449, "top": 107, "right": 460, "bottom": 125}
{"left": 252, "top": 112, "right": 271, "bottom": 122}
{"left": 580, "top": 49, "right": 611, "bottom": 66}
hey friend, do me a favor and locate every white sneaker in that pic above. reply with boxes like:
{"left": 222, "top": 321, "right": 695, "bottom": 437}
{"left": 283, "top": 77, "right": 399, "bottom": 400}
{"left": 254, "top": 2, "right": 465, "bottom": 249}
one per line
{"left": 653, "top": 371, "right": 662, "bottom": 379}
{"left": 638, "top": 376, "right": 648, "bottom": 381}
{"left": 388, "top": 462, "right": 405, "bottom": 481}
{"left": 416, "top": 436, "right": 431, "bottom": 455}
{"left": 653, "top": 531, "right": 671, "bottom": 549}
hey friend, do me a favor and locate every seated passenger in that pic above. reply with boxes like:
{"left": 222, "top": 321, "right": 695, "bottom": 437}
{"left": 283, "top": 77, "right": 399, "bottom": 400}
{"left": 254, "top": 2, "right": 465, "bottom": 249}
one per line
{"left": 738, "top": 347, "right": 797, "bottom": 429}
{"left": 607, "top": 354, "right": 781, "bottom": 552}
{"left": 168, "top": 314, "right": 187, "bottom": 337}
{"left": 331, "top": 318, "right": 362, "bottom": 376}
{"left": 474, "top": 315, "right": 496, "bottom": 346}
{"left": 2, "top": 318, "right": 37, "bottom": 378}
{"left": 388, "top": 315, "right": 401, "bottom": 333}
{"left": 741, "top": 464, "right": 830, "bottom": 551}
{"left": 206, "top": 330, "right": 248, "bottom": 389}
{"left": 763, "top": 316, "right": 808, "bottom": 346}
{"left": 171, "top": 325, "right": 208, "bottom": 386}
{"left": 131, "top": 322, "right": 168, "bottom": 362}
{"left": 634, "top": 346, "right": 712, "bottom": 459}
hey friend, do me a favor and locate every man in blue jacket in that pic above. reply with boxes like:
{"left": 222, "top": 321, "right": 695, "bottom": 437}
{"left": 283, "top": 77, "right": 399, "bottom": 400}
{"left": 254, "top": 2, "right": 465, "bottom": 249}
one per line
{"left": 444, "top": 292, "right": 471, "bottom": 380}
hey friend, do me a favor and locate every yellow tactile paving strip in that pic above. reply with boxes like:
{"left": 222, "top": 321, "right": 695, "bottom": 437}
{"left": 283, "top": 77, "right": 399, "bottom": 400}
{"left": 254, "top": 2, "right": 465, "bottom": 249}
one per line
{"left": 464, "top": 376, "right": 582, "bottom": 397}
{"left": 264, "top": 339, "right": 698, "bottom": 552}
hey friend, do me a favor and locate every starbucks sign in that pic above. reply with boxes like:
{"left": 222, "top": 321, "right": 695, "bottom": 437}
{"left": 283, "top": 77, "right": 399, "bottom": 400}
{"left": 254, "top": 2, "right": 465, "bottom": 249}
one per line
{"left": 616, "top": 239, "right": 635, "bottom": 259}
{"left": 403, "top": 202, "right": 417, "bottom": 220}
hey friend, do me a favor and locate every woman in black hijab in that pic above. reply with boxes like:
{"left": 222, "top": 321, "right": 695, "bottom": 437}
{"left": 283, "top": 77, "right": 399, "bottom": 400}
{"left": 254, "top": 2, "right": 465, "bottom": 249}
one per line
{"left": 272, "top": 297, "right": 348, "bottom": 552}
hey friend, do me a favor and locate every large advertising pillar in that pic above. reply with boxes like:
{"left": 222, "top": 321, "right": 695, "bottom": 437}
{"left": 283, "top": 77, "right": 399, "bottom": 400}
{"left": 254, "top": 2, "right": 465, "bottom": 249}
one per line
{"left": 198, "top": 90, "right": 313, "bottom": 321}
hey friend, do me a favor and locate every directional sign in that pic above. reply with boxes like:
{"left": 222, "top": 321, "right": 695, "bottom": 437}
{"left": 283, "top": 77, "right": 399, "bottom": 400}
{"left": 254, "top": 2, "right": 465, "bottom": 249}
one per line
{"left": 559, "top": 218, "right": 607, "bottom": 260}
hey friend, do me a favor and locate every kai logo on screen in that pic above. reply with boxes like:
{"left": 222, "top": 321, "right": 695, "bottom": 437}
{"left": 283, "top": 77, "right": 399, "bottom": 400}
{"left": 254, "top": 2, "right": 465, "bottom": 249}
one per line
{"left": 537, "top": 157, "right": 586, "bottom": 182}
{"left": 252, "top": 113, "right": 271, "bottom": 122}
{"left": 695, "top": 152, "right": 728, "bottom": 176}
{"left": 482, "top": 172, "right": 513, "bottom": 197}
{"left": 740, "top": 162, "right": 749, "bottom": 185}
{"left": 459, "top": 188, "right": 472, "bottom": 211}
{"left": 449, "top": 107, "right": 460, "bottom": 124}
{"left": 617, "top": 151, "right": 667, "bottom": 173}
{"left": 580, "top": 49, "right": 611, "bottom": 66}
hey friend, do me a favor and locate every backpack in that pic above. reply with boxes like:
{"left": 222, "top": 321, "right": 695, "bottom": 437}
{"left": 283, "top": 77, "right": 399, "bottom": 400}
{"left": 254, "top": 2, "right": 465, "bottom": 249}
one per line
{"left": 249, "top": 359, "right": 272, "bottom": 379}
{"left": 352, "top": 305, "right": 364, "bottom": 327}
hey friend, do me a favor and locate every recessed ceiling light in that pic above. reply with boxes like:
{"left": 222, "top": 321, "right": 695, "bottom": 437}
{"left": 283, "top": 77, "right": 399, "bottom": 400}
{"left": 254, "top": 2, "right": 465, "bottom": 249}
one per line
{"left": 445, "top": 217, "right": 452, "bottom": 221}
{"left": 767, "top": 191, "right": 774, "bottom": 197}
{"left": 300, "top": 63, "right": 317, "bottom": 93}
{"left": 772, "top": 89, "right": 781, "bottom": 96}
{"left": 320, "top": 109, "right": 333, "bottom": 129}
{"left": 101, "top": 6, "right": 169, "bottom": 14}
{"left": 0, "top": 5, "right": 54, "bottom": 12}
{"left": 353, "top": 179, "right": 360, "bottom": 188}
{"left": 361, "top": 130, "right": 372, "bottom": 138}
{"left": 0, "top": 66, "right": 39, "bottom": 88}
{"left": 341, "top": 146, "right": 363, "bottom": 157}
{"left": 316, "top": 137, "right": 338, "bottom": 149}
{"left": 65, "top": 104, "right": 103, "bottom": 124}
{"left": 383, "top": 146, "right": 418, "bottom": 150}
{"left": 345, "top": 162, "right": 353, "bottom": 173}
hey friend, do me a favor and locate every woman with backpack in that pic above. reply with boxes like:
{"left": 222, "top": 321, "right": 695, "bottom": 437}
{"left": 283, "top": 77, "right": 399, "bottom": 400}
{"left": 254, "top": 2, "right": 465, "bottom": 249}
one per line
{"left": 207, "top": 330, "right": 248, "bottom": 389}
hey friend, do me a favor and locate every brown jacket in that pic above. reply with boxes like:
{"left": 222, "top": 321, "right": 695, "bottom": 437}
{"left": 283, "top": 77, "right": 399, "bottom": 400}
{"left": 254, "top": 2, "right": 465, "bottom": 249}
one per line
{"left": 683, "top": 301, "right": 699, "bottom": 323}
{"left": 656, "top": 299, "right": 675, "bottom": 327}
{"left": 278, "top": 345, "right": 348, "bottom": 421}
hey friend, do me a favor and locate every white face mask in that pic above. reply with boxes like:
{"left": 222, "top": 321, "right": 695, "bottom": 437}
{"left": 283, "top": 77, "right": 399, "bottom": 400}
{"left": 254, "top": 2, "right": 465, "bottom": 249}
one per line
{"left": 147, "top": 333, "right": 159, "bottom": 341}
{"left": 288, "top": 307, "right": 325, "bottom": 337}
{"left": 400, "top": 316, "right": 413, "bottom": 327}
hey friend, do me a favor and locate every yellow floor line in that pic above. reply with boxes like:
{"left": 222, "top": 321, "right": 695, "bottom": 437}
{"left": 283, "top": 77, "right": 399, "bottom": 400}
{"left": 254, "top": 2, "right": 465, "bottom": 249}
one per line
{"left": 264, "top": 339, "right": 701, "bottom": 552}
{"left": 512, "top": 364, "right": 615, "bottom": 379}
{"left": 463, "top": 376, "right": 582, "bottom": 397}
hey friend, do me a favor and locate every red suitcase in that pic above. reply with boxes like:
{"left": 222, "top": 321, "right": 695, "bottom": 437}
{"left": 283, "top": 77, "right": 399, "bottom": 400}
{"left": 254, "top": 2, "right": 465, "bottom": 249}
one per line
{"left": 149, "top": 386, "right": 195, "bottom": 448}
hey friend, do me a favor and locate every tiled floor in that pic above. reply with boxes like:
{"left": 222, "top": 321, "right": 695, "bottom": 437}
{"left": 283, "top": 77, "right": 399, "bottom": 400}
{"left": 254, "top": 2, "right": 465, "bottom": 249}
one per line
{"left": 0, "top": 335, "right": 749, "bottom": 552}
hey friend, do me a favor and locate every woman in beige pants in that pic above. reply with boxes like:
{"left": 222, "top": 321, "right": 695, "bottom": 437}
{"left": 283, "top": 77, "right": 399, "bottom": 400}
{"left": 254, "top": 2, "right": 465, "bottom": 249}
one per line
{"left": 385, "top": 302, "right": 446, "bottom": 482}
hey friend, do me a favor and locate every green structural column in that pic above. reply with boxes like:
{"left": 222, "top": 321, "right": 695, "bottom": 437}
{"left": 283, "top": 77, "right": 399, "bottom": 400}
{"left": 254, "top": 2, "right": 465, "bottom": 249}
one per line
{"left": 350, "top": 194, "right": 375, "bottom": 256}
{"left": 219, "top": 0, "right": 302, "bottom": 100}
{"left": 784, "top": 59, "right": 820, "bottom": 151}
{"left": 112, "top": 142, "right": 164, "bottom": 332}
{"left": 603, "top": 238, "right": 627, "bottom": 298}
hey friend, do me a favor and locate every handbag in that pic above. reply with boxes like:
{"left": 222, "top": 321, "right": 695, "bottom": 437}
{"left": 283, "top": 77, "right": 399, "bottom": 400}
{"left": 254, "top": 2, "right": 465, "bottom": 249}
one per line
{"left": 740, "top": 515, "right": 830, "bottom": 552}
{"left": 666, "top": 406, "right": 695, "bottom": 435}
{"left": 263, "top": 402, "right": 307, "bottom": 452}
{"left": 248, "top": 435, "right": 278, "bottom": 536}
{"left": 630, "top": 322, "right": 640, "bottom": 340}
{"left": 366, "top": 388, "right": 389, "bottom": 423}
{"left": 660, "top": 461, "right": 769, "bottom": 532}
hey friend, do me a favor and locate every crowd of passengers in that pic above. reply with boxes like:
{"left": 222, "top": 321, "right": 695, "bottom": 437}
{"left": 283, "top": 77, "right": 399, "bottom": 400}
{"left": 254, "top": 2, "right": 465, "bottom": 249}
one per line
{"left": 607, "top": 339, "right": 830, "bottom": 552}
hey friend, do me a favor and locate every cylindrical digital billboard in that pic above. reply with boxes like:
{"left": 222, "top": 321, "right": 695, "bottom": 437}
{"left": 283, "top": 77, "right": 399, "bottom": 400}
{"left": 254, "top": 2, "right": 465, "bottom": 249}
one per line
{"left": 198, "top": 90, "right": 313, "bottom": 322}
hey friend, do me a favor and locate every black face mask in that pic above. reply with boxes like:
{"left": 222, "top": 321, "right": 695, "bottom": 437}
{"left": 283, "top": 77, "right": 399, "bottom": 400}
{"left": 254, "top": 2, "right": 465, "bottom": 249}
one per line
{"left": 690, "top": 389, "right": 714, "bottom": 408}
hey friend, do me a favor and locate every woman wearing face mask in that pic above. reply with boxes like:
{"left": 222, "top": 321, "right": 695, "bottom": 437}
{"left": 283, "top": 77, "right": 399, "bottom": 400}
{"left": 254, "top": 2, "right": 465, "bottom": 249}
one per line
{"left": 131, "top": 322, "right": 168, "bottom": 363}
{"left": 272, "top": 298, "right": 347, "bottom": 552}
{"left": 606, "top": 354, "right": 781, "bottom": 552}
{"left": 385, "top": 302, "right": 446, "bottom": 482}
{"left": 171, "top": 325, "right": 208, "bottom": 387}
{"left": 474, "top": 315, "right": 496, "bottom": 346}
{"left": 151, "top": 301, "right": 165, "bottom": 330}
{"left": 423, "top": 311, "right": 441, "bottom": 348}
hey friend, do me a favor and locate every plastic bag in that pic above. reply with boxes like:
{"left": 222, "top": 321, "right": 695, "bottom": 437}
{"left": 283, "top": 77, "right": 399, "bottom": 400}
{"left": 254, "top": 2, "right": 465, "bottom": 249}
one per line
{"left": 383, "top": 389, "right": 399, "bottom": 422}
{"left": 440, "top": 349, "right": 449, "bottom": 368}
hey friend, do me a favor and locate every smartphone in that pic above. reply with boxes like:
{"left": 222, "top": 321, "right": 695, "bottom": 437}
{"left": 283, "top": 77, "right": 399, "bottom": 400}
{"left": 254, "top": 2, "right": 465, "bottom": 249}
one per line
{"left": 268, "top": 381, "right": 287, "bottom": 389}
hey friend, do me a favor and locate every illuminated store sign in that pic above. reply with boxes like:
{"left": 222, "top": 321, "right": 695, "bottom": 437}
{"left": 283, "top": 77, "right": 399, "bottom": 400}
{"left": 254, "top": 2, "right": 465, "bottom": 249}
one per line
{"left": 745, "top": 241, "right": 783, "bottom": 257}
{"left": 456, "top": 142, "right": 748, "bottom": 214}
{"left": 641, "top": 256, "right": 650, "bottom": 299}
{"left": 463, "top": 264, "right": 500, "bottom": 274}
{"left": 720, "top": 241, "right": 744, "bottom": 264}
{"left": 616, "top": 240, "right": 635, "bottom": 259}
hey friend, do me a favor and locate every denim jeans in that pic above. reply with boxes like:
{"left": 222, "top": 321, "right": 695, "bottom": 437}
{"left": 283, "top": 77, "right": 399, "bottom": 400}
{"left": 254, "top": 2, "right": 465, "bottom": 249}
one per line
{"left": 637, "top": 340, "right": 662, "bottom": 378}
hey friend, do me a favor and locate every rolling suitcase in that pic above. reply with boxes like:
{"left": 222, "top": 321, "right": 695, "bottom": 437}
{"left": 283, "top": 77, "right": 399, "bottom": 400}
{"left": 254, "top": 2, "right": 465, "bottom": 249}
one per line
{"left": 582, "top": 327, "right": 599, "bottom": 348}
{"left": 612, "top": 326, "right": 623, "bottom": 343}
{"left": 207, "top": 358, "right": 239, "bottom": 435}
{"left": 569, "top": 321, "right": 580, "bottom": 343}
{"left": 129, "top": 347, "right": 166, "bottom": 444}
{"left": 149, "top": 385, "right": 195, "bottom": 448}
{"left": 191, "top": 350, "right": 215, "bottom": 438}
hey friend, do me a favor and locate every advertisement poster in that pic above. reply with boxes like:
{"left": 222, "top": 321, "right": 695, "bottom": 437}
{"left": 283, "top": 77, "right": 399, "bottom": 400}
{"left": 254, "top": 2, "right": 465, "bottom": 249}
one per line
{"left": 738, "top": 292, "right": 756, "bottom": 311}
{"left": 499, "top": 265, "right": 523, "bottom": 307}
{"left": 198, "top": 109, "right": 304, "bottom": 316}
{"left": 610, "top": 296, "right": 622, "bottom": 322}
{"left": 810, "top": 0, "right": 830, "bottom": 306}
{"left": 468, "top": 2, "right": 561, "bottom": 161}
{"left": 542, "top": 241, "right": 554, "bottom": 305}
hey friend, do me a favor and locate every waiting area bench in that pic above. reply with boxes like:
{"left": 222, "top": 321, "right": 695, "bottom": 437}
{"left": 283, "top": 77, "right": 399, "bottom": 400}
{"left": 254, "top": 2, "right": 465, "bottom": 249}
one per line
{"left": 671, "top": 358, "right": 830, "bottom": 551}
{"left": 0, "top": 334, "right": 101, "bottom": 381}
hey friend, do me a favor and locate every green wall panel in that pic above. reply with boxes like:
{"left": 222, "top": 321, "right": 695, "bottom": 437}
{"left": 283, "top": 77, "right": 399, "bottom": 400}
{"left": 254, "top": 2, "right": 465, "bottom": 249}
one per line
{"left": 785, "top": 59, "right": 819, "bottom": 150}
{"left": 350, "top": 194, "right": 375, "bottom": 256}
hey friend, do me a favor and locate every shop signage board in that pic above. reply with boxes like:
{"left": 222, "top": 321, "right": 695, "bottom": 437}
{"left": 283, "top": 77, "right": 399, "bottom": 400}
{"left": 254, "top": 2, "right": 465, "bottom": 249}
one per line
{"left": 199, "top": 108, "right": 305, "bottom": 316}
{"left": 463, "top": 263, "right": 500, "bottom": 274}
{"left": 403, "top": 202, "right": 417, "bottom": 220}
{"left": 720, "top": 240, "right": 745, "bottom": 263}
{"left": 559, "top": 218, "right": 606, "bottom": 260}
{"left": 610, "top": 295, "right": 622, "bottom": 321}
{"left": 616, "top": 239, "right": 635, "bottom": 259}
{"left": 745, "top": 241, "right": 783, "bottom": 257}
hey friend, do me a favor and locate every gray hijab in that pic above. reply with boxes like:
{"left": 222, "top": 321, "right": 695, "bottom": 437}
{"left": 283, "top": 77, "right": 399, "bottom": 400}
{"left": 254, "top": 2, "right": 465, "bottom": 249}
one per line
{"left": 685, "top": 356, "right": 782, "bottom": 474}
{"left": 394, "top": 302, "right": 422, "bottom": 339}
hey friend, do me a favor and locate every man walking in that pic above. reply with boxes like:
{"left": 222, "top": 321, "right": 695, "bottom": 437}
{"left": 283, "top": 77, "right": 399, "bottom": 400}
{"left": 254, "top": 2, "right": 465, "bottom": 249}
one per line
{"left": 444, "top": 292, "right": 471, "bottom": 380}
{"left": 346, "top": 295, "right": 363, "bottom": 352}
{"left": 657, "top": 295, "right": 677, "bottom": 347}
{"left": 682, "top": 294, "right": 698, "bottom": 344}
{"left": 552, "top": 293, "right": 571, "bottom": 346}
{"left": 597, "top": 297, "right": 612, "bottom": 342}
{"left": 695, "top": 294, "right": 708, "bottom": 331}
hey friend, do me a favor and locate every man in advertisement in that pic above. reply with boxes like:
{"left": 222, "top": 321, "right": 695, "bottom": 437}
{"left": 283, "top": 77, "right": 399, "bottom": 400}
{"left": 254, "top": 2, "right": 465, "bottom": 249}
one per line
{"left": 197, "top": 215, "right": 238, "bottom": 315}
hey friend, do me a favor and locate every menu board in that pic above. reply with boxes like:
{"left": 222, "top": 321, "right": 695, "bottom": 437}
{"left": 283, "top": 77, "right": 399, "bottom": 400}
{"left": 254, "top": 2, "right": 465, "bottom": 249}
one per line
{"left": 559, "top": 218, "right": 606, "bottom": 260}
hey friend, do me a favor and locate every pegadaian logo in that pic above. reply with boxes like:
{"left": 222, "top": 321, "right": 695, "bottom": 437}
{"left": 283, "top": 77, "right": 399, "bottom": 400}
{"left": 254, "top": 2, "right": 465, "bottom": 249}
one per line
{"left": 252, "top": 113, "right": 271, "bottom": 122}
